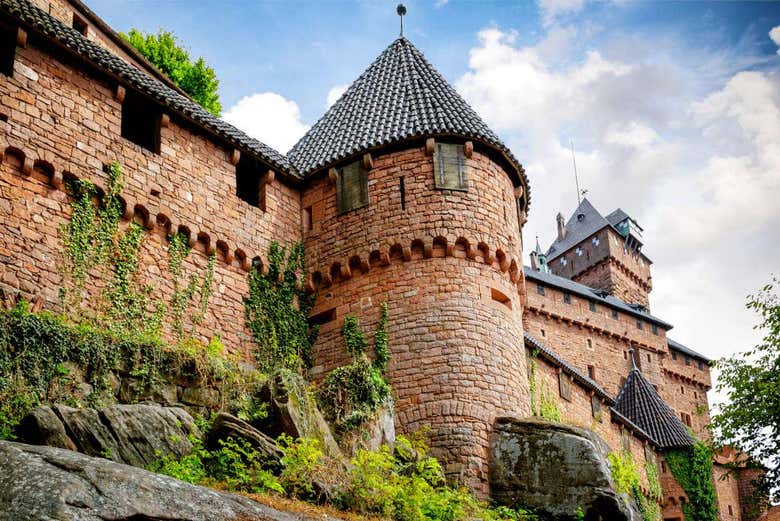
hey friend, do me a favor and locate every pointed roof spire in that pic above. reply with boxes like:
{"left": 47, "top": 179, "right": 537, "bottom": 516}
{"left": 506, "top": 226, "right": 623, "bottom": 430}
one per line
{"left": 288, "top": 35, "right": 529, "bottom": 200}
{"left": 534, "top": 236, "right": 543, "bottom": 255}
{"left": 397, "top": 4, "right": 407, "bottom": 37}
{"left": 615, "top": 346, "right": 695, "bottom": 449}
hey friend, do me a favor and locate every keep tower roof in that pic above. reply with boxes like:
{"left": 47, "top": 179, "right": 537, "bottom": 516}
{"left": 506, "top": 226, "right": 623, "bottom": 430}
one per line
{"left": 288, "top": 37, "right": 528, "bottom": 199}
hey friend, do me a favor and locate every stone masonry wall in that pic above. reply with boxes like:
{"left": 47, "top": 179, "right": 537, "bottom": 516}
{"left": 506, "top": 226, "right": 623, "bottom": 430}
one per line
{"left": 302, "top": 145, "right": 528, "bottom": 496}
{"left": 0, "top": 37, "right": 301, "bottom": 354}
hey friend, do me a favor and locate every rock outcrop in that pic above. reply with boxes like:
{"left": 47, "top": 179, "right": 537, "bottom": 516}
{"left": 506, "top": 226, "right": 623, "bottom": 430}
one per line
{"left": 0, "top": 440, "right": 343, "bottom": 521}
{"left": 490, "top": 416, "right": 641, "bottom": 521}
{"left": 17, "top": 403, "right": 199, "bottom": 468}
{"left": 208, "top": 412, "right": 283, "bottom": 469}
{"left": 336, "top": 396, "right": 396, "bottom": 456}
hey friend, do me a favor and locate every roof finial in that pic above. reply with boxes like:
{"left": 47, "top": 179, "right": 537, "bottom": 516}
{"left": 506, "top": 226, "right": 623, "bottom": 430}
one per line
{"left": 397, "top": 4, "right": 407, "bottom": 37}
{"left": 628, "top": 343, "right": 638, "bottom": 371}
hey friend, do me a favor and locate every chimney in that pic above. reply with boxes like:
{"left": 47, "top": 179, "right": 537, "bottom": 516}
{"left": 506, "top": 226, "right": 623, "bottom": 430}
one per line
{"left": 556, "top": 212, "right": 566, "bottom": 242}
{"left": 530, "top": 250, "right": 539, "bottom": 271}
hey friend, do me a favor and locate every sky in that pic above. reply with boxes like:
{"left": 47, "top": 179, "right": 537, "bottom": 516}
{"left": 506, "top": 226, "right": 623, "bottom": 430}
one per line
{"left": 88, "top": 0, "right": 780, "bottom": 405}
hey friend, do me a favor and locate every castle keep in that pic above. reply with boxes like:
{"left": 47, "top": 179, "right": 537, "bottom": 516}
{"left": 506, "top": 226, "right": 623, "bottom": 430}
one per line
{"left": 0, "top": 0, "right": 764, "bottom": 518}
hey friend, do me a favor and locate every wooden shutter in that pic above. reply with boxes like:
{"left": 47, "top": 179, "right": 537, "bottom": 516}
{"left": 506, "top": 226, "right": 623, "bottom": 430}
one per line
{"left": 338, "top": 161, "right": 368, "bottom": 214}
{"left": 558, "top": 372, "right": 572, "bottom": 401}
{"left": 591, "top": 395, "right": 602, "bottom": 421}
{"left": 433, "top": 143, "right": 468, "bottom": 191}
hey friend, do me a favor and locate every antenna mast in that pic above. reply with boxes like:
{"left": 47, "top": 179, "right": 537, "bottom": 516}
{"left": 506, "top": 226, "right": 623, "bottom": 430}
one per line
{"left": 397, "top": 4, "right": 407, "bottom": 37}
{"left": 570, "top": 140, "right": 581, "bottom": 206}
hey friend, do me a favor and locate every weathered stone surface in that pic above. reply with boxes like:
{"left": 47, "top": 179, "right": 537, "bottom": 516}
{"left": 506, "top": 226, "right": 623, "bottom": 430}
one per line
{"left": 337, "top": 396, "right": 396, "bottom": 456}
{"left": 181, "top": 385, "right": 221, "bottom": 408}
{"left": 17, "top": 404, "right": 199, "bottom": 468}
{"left": 209, "top": 412, "right": 283, "bottom": 468}
{"left": 259, "top": 371, "right": 342, "bottom": 459}
{"left": 119, "top": 377, "right": 180, "bottom": 405}
{"left": 0, "top": 440, "right": 344, "bottom": 521}
{"left": 489, "top": 416, "right": 640, "bottom": 521}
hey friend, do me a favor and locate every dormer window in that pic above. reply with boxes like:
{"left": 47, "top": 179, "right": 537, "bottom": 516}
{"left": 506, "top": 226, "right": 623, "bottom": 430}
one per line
{"left": 72, "top": 14, "right": 88, "bottom": 36}
{"left": 236, "top": 154, "right": 267, "bottom": 210}
{"left": 433, "top": 143, "right": 467, "bottom": 191}
{"left": 121, "top": 91, "right": 161, "bottom": 154}
{"left": 0, "top": 22, "right": 16, "bottom": 77}
{"left": 337, "top": 160, "right": 368, "bottom": 214}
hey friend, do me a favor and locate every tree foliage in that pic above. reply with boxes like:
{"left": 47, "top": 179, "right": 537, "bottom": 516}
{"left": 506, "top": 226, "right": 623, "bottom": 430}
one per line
{"left": 712, "top": 276, "right": 779, "bottom": 500}
{"left": 121, "top": 29, "right": 222, "bottom": 116}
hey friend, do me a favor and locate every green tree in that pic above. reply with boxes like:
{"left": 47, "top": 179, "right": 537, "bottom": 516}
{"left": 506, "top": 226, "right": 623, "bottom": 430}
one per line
{"left": 121, "top": 29, "right": 222, "bottom": 116}
{"left": 712, "top": 275, "right": 779, "bottom": 502}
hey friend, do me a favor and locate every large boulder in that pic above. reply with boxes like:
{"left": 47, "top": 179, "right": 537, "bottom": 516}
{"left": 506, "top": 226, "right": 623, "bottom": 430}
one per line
{"left": 489, "top": 416, "right": 641, "bottom": 521}
{"left": 17, "top": 403, "right": 199, "bottom": 468}
{"left": 208, "top": 412, "right": 283, "bottom": 470}
{"left": 336, "top": 396, "right": 396, "bottom": 456}
{"left": 0, "top": 440, "right": 344, "bottom": 521}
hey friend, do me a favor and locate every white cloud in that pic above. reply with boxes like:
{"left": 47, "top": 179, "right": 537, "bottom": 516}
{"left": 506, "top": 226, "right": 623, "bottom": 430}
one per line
{"left": 770, "top": 25, "right": 780, "bottom": 55}
{"left": 537, "top": 0, "right": 584, "bottom": 25}
{"left": 455, "top": 24, "right": 780, "bottom": 405}
{"left": 326, "top": 84, "right": 348, "bottom": 109}
{"left": 223, "top": 92, "right": 309, "bottom": 153}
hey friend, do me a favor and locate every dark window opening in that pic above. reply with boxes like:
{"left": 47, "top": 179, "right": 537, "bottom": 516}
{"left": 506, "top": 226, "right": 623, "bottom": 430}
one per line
{"left": 121, "top": 91, "right": 161, "bottom": 153}
{"left": 587, "top": 365, "right": 595, "bottom": 380}
{"left": 672, "top": 351, "right": 678, "bottom": 361}
{"left": 623, "top": 351, "right": 628, "bottom": 360}
{"left": 636, "top": 320, "right": 643, "bottom": 330}
{"left": 72, "top": 14, "right": 88, "bottom": 36}
{"left": 399, "top": 176, "right": 406, "bottom": 210}
{"left": 150, "top": 188, "right": 161, "bottom": 197}
{"left": 491, "top": 288, "right": 512, "bottom": 310}
{"left": 235, "top": 154, "right": 267, "bottom": 209}
{"left": 433, "top": 142, "right": 468, "bottom": 191}
{"left": 728, "top": 505, "right": 733, "bottom": 516}
{"left": 586, "top": 338, "right": 593, "bottom": 349}
{"left": 540, "top": 329, "right": 546, "bottom": 338}
{"left": 589, "top": 301, "right": 596, "bottom": 312}
{"left": 302, "top": 206, "right": 313, "bottom": 232}
{"left": 0, "top": 112, "right": 7, "bottom": 123}
{"left": 0, "top": 22, "right": 16, "bottom": 77}
{"left": 652, "top": 324, "right": 659, "bottom": 335}
{"left": 337, "top": 160, "right": 368, "bottom": 214}
{"left": 611, "top": 309, "right": 619, "bottom": 319}
{"left": 697, "top": 360, "right": 704, "bottom": 370}
{"left": 684, "top": 355, "right": 691, "bottom": 366}
{"left": 536, "top": 283, "right": 545, "bottom": 296}
{"left": 558, "top": 373, "right": 571, "bottom": 401}
{"left": 309, "top": 308, "right": 336, "bottom": 326}
{"left": 563, "top": 292, "right": 571, "bottom": 304}
{"left": 647, "top": 353, "right": 651, "bottom": 362}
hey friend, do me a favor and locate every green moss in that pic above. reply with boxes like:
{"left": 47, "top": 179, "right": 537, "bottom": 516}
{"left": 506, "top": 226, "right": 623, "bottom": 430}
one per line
{"left": 665, "top": 441, "right": 718, "bottom": 521}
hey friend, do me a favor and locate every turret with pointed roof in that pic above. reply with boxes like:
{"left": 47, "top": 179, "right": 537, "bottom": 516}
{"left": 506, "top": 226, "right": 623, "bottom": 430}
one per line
{"left": 543, "top": 198, "right": 653, "bottom": 308}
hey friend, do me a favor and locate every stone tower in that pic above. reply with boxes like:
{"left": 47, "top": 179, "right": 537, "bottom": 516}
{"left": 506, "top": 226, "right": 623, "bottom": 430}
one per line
{"left": 289, "top": 37, "right": 531, "bottom": 495}
{"left": 546, "top": 199, "right": 652, "bottom": 309}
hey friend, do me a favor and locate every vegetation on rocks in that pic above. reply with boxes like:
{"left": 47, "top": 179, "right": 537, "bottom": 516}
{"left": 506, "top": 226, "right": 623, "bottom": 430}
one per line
{"left": 318, "top": 304, "right": 391, "bottom": 434}
{"left": 606, "top": 449, "right": 661, "bottom": 521}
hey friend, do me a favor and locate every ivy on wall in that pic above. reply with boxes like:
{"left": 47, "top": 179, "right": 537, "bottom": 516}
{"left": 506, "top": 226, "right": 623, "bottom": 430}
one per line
{"left": 607, "top": 449, "right": 662, "bottom": 521}
{"left": 665, "top": 441, "right": 719, "bottom": 521}
{"left": 527, "top": 349, "right": 561, "bottom": 422}
{"left": 318, "top": 303, "right": 391, "bottom": 434}
{"left": 244, "top": 241, "right": 317, "bottom": 373}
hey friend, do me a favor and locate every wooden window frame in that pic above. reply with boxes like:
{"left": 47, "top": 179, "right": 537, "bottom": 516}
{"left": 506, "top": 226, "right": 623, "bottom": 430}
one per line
{"left": 337, "top": 160, "right": 369, "bottom": 214}
{"left": 0, "top": 21, "right": 16, "bottom": 77}
{"left": 433, "top": 142, "right": 468, "bottom": 191}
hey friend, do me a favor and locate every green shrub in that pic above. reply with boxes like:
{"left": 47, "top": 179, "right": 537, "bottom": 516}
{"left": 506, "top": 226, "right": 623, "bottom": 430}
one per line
{"left": 278, "top": 434, "right": 325, "bottom": 500}
{"left": 665, "top": 441, "right": 718, "bottom": 521}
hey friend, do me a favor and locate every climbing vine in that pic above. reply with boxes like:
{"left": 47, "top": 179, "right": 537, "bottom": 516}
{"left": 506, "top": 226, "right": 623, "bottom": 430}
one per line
{"left": 527, "top": 350, "right": 561, "bottom": 422}
{"left": 665, "top": 441, "right": 718, "bottom": 521}
{"left": 168, "top": 232, "right": 215, "bottom": 340}
{"left": 607, "top": 450, "right": 662, "bottom": 521}
{"left": 318, "top": 305, "right": 391, "bottom": 434}
{"left": 244, "top": 241, "right": 317, "bottom": 373}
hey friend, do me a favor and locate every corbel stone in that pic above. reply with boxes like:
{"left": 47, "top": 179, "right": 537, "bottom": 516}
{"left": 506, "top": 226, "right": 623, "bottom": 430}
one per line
{"left": 114, "top": 85, "right": 126, "bottom": 103}
{"left": 229, "top": 148, "right": 240, "bottom": 166}
{"left": 51, "top": 170, "right": 64, "bottom": 190}
{"left": 425, "top": 138, "right": 435, "bottom": 156}
{"left": 340, "top": 264, "right": 352, "bottom": 280}
{"left": 362, "top": 153, "right": 374, "bottom": 170}
{"left": 514, "top": 185, "right": 524, "bottom": 199}
{"left": 16, "top": 28, "right": 27, "bottom": 48}
{"left": 21, "top": 156, "right": 33, "bottom": 176}
{"left": 328, "top": 168, "right": 338, "bottom": 185}
{"left": 264, "top": 169, "right": 275, "bottom": 185}
{"left": 401, "top": 247, "right": 412, "bottom": 262}
{"left": 122, "top": 197, "right": 135, "bottom": 220}
{"left": 304, "top": 274, "right": 315, "bottom": 294}
{"left": 160, "top": 113, "right": 170, "bottom": 128}
{"left": 463, "top": 141, "right": 473, "bottom": 158}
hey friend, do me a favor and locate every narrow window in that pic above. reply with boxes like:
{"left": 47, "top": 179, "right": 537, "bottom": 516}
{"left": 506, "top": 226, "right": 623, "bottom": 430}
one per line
{"left": 559, "top": 372, "right": 571, "bottom": 401}
{"left": 672, "top": 351, "right": 678, "bottom": 361}
{"left": 309, "top": 307, "right": 336, "bottom": 325}
{"left": 652, "top": 324, "right": 659, "bottom": 335}
{"left": 399, "top": 176, "right": 406, "bottom": 210}
{"left": 0, "top": 22, "right": 16, "bottom": 77}
{"left": 694, "top": 391, "right": 698, "bottom": 399}
{"left": 681, "top": 386, "right": 684, "bottom": 394}
{"left": 121, "top": 91, "right": 161, "bottom": 153}
{"left": 623, "top": 351, "right": 628, "bottom": 360}
{"left": 563, "top": 292, "right": 571, "bottom": 304}
{"left": 302, "top": 206, "right": 313, "bottom": 233}
{"left": 235, "top": 154, "right": 267, "bottom": 209}
{"left": 536, "top": 283, "right": 545, "bottom": 296}
{"left": 611, "top": 309, "right": 619, "bottom": 319}
{"left": 540, "top": 329, "right": 546, "bottom": 338}
{"left": 697, "top": 360, "right": 704, "bottom": 370}
{"left": 586, "top": 338, "right": 592, "bottom": 349}
{"left": 636, "top": 320, "right": 643, "bottom": 330}
{"left": 72, "top": 14, "right": 88, "bottom": 35}
{"left": 337, "top": 160, "right": 368, "bottom": 213}
{"left": 647, "top": 353, "right": 651, "bottom": 363}
{"left": 591, "top": 395, "right": 602, "bottom": 420}
{"left": 491, "top": 288, "right": 512, "bottom": 310}
{"left": 589, "top": 301, "right": 596, "bottom": 312}
{"left": 661, "top": 461, "right": 667, "bottom": 473}
{"left": 433, "top": 143, "right": 467, "bottom": 191}
{"left": 685, "top": 355, "right": 691, "bottom": 366}
{"left": 587, "top": 365, "right": 595, "bottom": 380}
{"left": 728, "top": 505, "right": 733, "bottom": 516}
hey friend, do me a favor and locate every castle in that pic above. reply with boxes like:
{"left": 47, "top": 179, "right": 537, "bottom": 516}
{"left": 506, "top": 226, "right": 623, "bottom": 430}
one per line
{"left": 0, "top": 0, "right": 765, "bottom": 519}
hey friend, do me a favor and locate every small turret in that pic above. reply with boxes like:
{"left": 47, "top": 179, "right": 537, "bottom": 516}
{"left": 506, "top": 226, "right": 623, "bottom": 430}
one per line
{"left": 529, "top": 236, "right": 549, "bottom": 273}
{"left": 556, "top": 212, "right": 566, "bottom": 242}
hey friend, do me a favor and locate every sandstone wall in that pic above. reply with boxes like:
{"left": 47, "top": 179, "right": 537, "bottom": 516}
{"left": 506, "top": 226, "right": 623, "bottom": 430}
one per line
{"left": 302, "top": 145, "right": 527, "bottom": 496}
{"left": 0, "top": 37, "right": 301, "bottom": 353}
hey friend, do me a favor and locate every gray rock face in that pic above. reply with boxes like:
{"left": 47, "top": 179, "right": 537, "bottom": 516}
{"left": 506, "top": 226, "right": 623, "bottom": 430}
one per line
{"left": 209, "top": 412, "right": 283, "bottom": 469}
{"left": 0, "top": 440, "right": 342, "bottom": 521}
{"left": 490, "top": 417, "right": 641, "bottom": 521}
{"left": 337, "top": 396, "right": 396, "bottom": 456}
{"left": 17, "top": 403, "right": 199, "bottom": 468}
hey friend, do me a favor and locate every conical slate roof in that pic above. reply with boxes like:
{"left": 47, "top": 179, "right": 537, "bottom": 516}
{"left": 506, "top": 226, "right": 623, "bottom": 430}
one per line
{"left": 288, "top": 37, "right": 527, "bottom": 192}
{"left": 614, "top": 353, "right": 695, "bottom": 449}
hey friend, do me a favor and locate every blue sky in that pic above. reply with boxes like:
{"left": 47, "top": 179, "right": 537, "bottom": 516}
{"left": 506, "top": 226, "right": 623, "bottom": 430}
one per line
{"left": 89, "top": 1, "right": 780, "bottom": 402}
